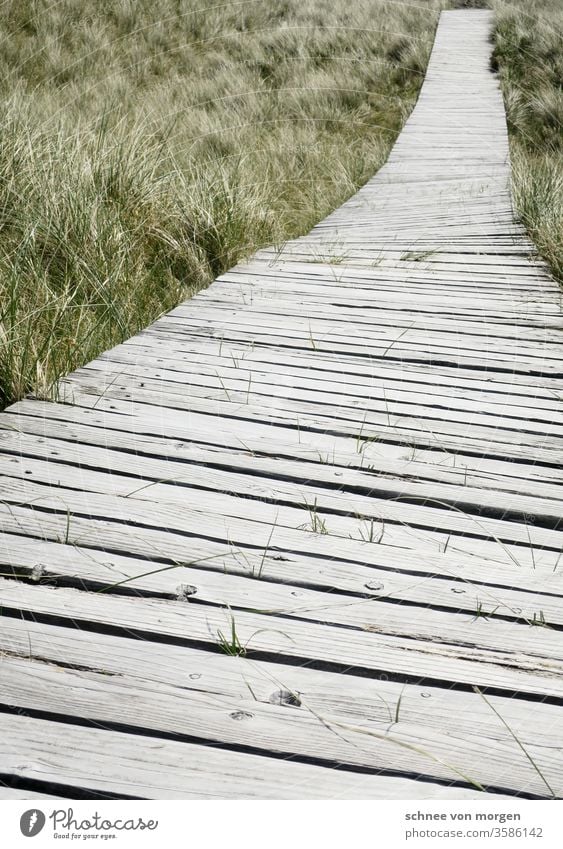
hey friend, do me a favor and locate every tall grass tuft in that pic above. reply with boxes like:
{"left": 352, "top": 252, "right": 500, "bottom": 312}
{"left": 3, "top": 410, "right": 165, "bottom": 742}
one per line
{"left": 491, "top": 0, "right": 563, "bottom": 284}
{"left": 0, "top": 0, "right": 447, "bottom": 407}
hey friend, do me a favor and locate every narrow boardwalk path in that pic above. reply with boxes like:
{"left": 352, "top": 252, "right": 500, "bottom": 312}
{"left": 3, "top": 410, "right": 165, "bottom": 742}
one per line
{"left": 1, "top": 10, "right": 562, "bottom": 800}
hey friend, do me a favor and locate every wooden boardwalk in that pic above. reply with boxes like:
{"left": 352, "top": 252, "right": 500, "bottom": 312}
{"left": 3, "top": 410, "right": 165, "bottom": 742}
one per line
{"left": 1, "top": 10, "right": 562, "bottom": 800}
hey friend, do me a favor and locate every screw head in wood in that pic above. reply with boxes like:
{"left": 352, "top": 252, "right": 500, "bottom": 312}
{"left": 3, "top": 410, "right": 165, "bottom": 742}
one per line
{"left": 176, "top": 584, "right": 197, "bottom": 600}
{"left": 230, "top": 710, "right": 253, "bottom": 721}
{"left": 268, "top": 689, "right": 301, "bottom": 707}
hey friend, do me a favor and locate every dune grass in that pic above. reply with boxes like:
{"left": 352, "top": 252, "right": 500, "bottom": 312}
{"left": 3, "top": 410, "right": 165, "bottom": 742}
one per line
{"left": 491, "top": 0, "right": 563, "bottom": 284}
{"left": 0, "top": 0, "right": 449, "bottom": 408}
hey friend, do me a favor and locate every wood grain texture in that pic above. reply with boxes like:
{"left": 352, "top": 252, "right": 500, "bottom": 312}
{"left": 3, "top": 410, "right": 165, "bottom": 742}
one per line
{"left": 0, "top": 9, "right": 561, "bottom": 800}
{"left": 0, "top": 714, "right": 501, "bottom": 800}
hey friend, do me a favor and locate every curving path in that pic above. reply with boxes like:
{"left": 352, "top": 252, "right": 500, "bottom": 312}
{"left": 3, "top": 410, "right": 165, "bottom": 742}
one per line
{"left": 0, "top": 10, "right": 562, "bottom": 800}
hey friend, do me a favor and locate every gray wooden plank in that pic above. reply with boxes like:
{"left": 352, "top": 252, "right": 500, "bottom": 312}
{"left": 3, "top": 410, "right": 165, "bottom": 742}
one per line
{"left": 0, "top": 713, "right": 499, "bottom": 800}
{"left": 2, "top": 428, "right": 562, "bottom": 528}
{"left": 104, "top": 335, "right": 563, "bottom": 397}
{"left": 1, "top": 474, "right": 560, "bottom": 570}
{"left": 2, "top": 531, "right": 562, "bottom": 628}
{"left": 1, "top": 579, "right": 562, "bottom": 699}
{"left": 3, "top": 615, "right": 561, "bottom": 754}
{"left": 1, "top": 655, "right": 557, "bottom": 797}
{"left": 56, "top": 382, "right": 563, "bottom": 466}
{"left": 0, "top": 787, "right": 66, "bottom": 800}
{"left": 82, "top": 357, "right": 563, "bottom": 429}
{"left": 3, "top": 408, "right": 563, "bottom": 504}
{"left": 6, "top": 400, "right": 563, "bottom": 491}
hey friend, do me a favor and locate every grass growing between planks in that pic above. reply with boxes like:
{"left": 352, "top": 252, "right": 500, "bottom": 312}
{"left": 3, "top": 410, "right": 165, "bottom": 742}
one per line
{"left": 491, "top": 0, "right": 563, "bottom": 284}
{"left": 0, "top": 0, "right": 447, "bottom": 408}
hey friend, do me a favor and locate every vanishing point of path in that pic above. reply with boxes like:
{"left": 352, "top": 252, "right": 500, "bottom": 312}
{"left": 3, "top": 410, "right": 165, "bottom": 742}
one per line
{"left": 0, "top": 10, "right": 562, "bottom": 800}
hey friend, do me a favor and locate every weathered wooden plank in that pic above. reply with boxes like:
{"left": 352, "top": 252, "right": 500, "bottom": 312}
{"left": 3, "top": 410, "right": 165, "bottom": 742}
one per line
{"left": 3, "top": 408, "right": 563, "bottom": 505}
{"left": 2, "top": 434, "right": 562, "bottom": 543}
{"left": 1, "top": 474, "right": 560, "bottom": 571}
{"left": 0, "top": 787, "right": 65, "bottom": 800}
{"left": 231, "top": 259, "right": 557, "bottom": 291}
{"left": 140, "top": 321, "right": 563, "bottom": 376}
{"left": 162, "top": 305, "right": 563, "bottom": 355}
{"left": 1, "top": 579, "right": 562, "bottom": 699}
{"left": 57, "top": 382, "right": 563, "bottom": 466}
{"left": 3, "top": 429, "right": 562, "bottom": 528}
{"left": 173, "top": 296, "right": 563, "bottom": 343}
{"left": 104, "top": 335, "right": 563, "bottom": 397}
{"left": 2, "top": 497, "right": 559, "bottom": 594}
{"left": 1, "top": 655, "right": 558, "bottom": 797}
{"left": 158, "top": 309, "right": 563, "bottom": 367}
{"left": 82, "top": 358, "right": 563, "bottom": 430}
{"left": 6, "top": 401, "right": 563, "bottom": 493}
{"left": 0, "top": 713, "right": 499, "bottom": 800}
{"left": 4, "top": 616, "right": 561, "bottom": 753}
{"left": 2, "top": 531, "right": 562, "bottom": 629}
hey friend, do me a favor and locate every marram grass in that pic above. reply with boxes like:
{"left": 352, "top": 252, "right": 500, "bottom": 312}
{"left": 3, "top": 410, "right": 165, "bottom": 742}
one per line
{"left": 492, "top": 0, "right": 563, "bottom": 284}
